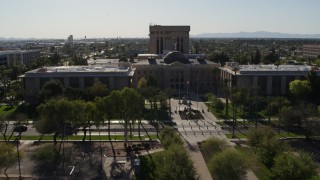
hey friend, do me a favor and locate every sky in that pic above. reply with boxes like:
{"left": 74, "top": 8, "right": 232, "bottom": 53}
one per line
{"left": 1, "top": 0, "right": 320, "bottom": 39}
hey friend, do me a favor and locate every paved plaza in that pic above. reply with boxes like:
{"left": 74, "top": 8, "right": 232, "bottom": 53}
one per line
{"left": 169, "top": 92, "right": 258, "bottom": 180}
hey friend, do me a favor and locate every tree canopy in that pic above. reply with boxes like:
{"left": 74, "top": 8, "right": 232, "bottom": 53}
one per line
{"left": 289, "top": 80, "right": 311, "bottom": 99}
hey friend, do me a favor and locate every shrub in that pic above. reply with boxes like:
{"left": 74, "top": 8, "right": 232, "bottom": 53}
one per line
{"left": 201, "top": 137, "right": 228, "bottom": 159}
{"left": 272, "top": 151, "right": 317, "bottom": 180}
{"left": 160, "top": 127, "right": 183, "bottom": 149}
{"left": 208, "top": 148, "right": 248, "bottom": 180}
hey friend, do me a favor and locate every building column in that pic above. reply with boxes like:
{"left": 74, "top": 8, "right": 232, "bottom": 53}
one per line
{"left": 79, "top": 77, "right": 85, "bottom": 88}
{"left": 281, "top": 76, "right": 286, "bottom": 95}
{"left": 64, "top": 77, "right": 70, "bottom": 88}
{"left": 253, "top": 76, "right": 258, "bottom": 88}
{"left": 267, "top": 76, "right": 272, "bottom": 95}
{"left": 35, "top": 77, "right": 41, "bottom": 92}
{"left": 109, "top": 77, "right": 115, "bottom": 90}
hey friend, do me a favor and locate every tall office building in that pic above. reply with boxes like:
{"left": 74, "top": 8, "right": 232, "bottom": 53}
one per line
{"left": 149, "top": 25, "right": 190, "bottom": 54}
{"left": 66, "top": 35, "right": 73, "bottom": 44}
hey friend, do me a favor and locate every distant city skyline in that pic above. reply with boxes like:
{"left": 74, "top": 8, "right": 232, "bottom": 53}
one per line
{"left": 1, "top": 0, "right": 320, "bottom": 39}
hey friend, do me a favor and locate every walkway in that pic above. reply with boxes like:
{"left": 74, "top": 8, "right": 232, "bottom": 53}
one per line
{"left": 170, "top": 95, "right": 258, "bottom": 180}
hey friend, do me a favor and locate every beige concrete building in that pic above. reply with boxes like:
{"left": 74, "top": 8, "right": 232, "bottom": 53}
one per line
{"left": 22, "top": 66, "right": 134, "bottom": 103}
{"left": 303, "top": 44, "right": 320, "bottom": 58}
{"left": 0, "top": 50, "right": 41, "bottom": 66}
{"left": 149, "top": 25, "right": 190, "bottom": 54}
{"left": 132, "top": 51, "right": 220, "bottom": 93}
{"left": 220, "top": 62, "right": 311, "bottom": 95}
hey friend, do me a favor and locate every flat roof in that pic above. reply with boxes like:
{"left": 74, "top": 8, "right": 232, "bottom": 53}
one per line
{"left": 239, "top": 65, "right": 311, "bottom": 72}
{"left": 0, "top": 49, "right": 40, "bottom": 55}
{"left": 222, "top": 64, "right": 312, "bottom": 75}
{"left": 24, "top": 65, "right": 135, "bottom": 77}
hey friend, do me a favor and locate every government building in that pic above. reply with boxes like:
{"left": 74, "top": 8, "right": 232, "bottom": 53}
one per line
{"left": 220, "top": 62, "right": 313, "bottom": 95}
{"left": 149, "top": 25, "right": 190, "bottom": 54}
{"left": 132, "top": 51, "right": 220, "bottom": 93}
{"left": 22, "top": 25, "right": 320, "bottom": 103}
{"left": 22, "top": 66, "right": 134, "bottom": 103}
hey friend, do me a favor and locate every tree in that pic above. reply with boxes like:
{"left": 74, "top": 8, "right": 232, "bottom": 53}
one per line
{"left": 247, "top": 127, "right": 286, "bottom": 168}
{"left": 160, "top": 127, "right": 183, "bottom": 149}
{"left": 230, "top": 88, "right": 242, "bottom": 137}
{"left": 289, "top": 80, "right": 311, "bottom": 100}
{"left": 86, "top": 82, "right": 109, "bottom": 100}
{"left": 0, "top": 142, "right": 18, "bottom": 176}
{"left": 293, "top": 104, "right": 320, "bottom": 140}
{"left": 0, "top": 116, "right": 15, "bottom": 141}
{"left": 36, "top": 99, "right": 74, "bottom": 144}
{"left": 306, "top": 71, "right": 320, "bottom": 102}
{"left": 272, "top": 151, "right": 317, "bottom": 180}
{"left": 208, "top": 51, "right": 229, "bottom": 66}
{"left": 201, "top": 137, "right": 228, "bottom": 159}
{"left": 38, "top": 79, "right": 64, "bottom": 102}
{"left": 49, "top": 52, "right": 61, "bottom": 65}
{"left": 263, "top": 49, "right": 279, "bottom": 64}
{"left": 208, "top": 149, "right": 248, "bottom": 180}
{"left": 70, "top": 55, "right": 88, "bottom": 65}
{"left": 118, "top": 56, "right": 128, "bottom": 62}
{"left": 121, "top": 88, "right": 144, "bottom": 145}
{"left": 72, "top": 100, "right": 91, "bottom": 142}
{"left": 223, "top": 78, "right": 230, "bottom": 122}
{"left": 251, "top": 49, "right": 261, "bottom": 64}
{"left": 153, "top": 144, "right": 195, "bottom": 180}
{"left": 33, "top": 144, "right": 70, "bottom": 175}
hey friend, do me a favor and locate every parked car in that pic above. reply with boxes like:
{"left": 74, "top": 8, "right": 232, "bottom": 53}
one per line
{"left": 13, "top": 125, "right": 28, "bottom": 133}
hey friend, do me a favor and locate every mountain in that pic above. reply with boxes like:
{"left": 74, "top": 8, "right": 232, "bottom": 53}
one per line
{"left": 192, "top": 31, "right": 320, "bottom": 39}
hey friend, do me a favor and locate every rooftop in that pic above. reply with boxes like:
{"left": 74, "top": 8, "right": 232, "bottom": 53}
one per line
{"left": 223, "top": 63, "right": 313, "bottom": 75}
{"left": 0, "top": 49, "right": 40, "bottom": 55}
{"left": 23, "top": 65, "right": 135, "bottom": 77}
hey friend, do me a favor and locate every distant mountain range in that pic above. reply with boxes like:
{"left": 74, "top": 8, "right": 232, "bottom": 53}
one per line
{"left": 1, "top": 31, "right": 320, "bottom": 40}
{"left": 192, "top": 31, "right": 320, "bottom": 39}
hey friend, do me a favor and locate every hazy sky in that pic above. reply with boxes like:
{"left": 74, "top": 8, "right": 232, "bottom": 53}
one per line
{"left": 1, "top": 0, "right": 320, "bottom": 39}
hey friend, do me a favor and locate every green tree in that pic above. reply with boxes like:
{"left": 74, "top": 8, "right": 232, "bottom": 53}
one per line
{"left": 36, "top": 99, "right": 74, "bottom": 144}
{"left": 38, "top": 79, "right": 64, "bottom": 102}
{"left": 247, "top": 127, "right": 286, "bottom": 168}
{"left": 70, "top": 55, "right": 88, "bottom": 65}
{"left": 223, "top": 78, "right": 230, "bottom": 122}
{"left": 272, "top": 151, "right": 317, "bottom": 180}
{"left": 86, "top": 82, "right": 109, "bottom": 100}
{"left": 251, "top": 49, "right": 261, "bottom": 64}
{"left": 33, "top": 144, "right": 69, "bottom": 175}
{"left": 49, "top": 52, "right": 61, "bottom": 65}
{"left": 306, "top": 71, "right": 320, "bottom": 102}
{"left": 153, "top": 144, "right": 195, "bottom": 180}
{"left": 0, "top": 142, "right": 18, "bottom": 176}
{"left": 121, "top": 88, "right": 144, "bottom": 145}
{"left": 208, "top": 148, "right": 248, "bottom": 180}
{"left": 160, "top": 127, "right": 183, "bottom": 149}
{"left": 118, "top": 56, "right": 128, "bottom": 62}
{"left": 201, "top": 137, "right": 228, "bottom": 159}
{"left": 208, "top": 51, "right": 229, "bottom": 66}
{"left": 289, "top": 80, "right": 311, "bottom": 100}
{"left": 72, "top": 100, "right": 91, "bottom": 141}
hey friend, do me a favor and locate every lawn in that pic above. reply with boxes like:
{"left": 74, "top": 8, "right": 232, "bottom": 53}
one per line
{"left": 0, "top": 105, "right": 17, "bottom": 117}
